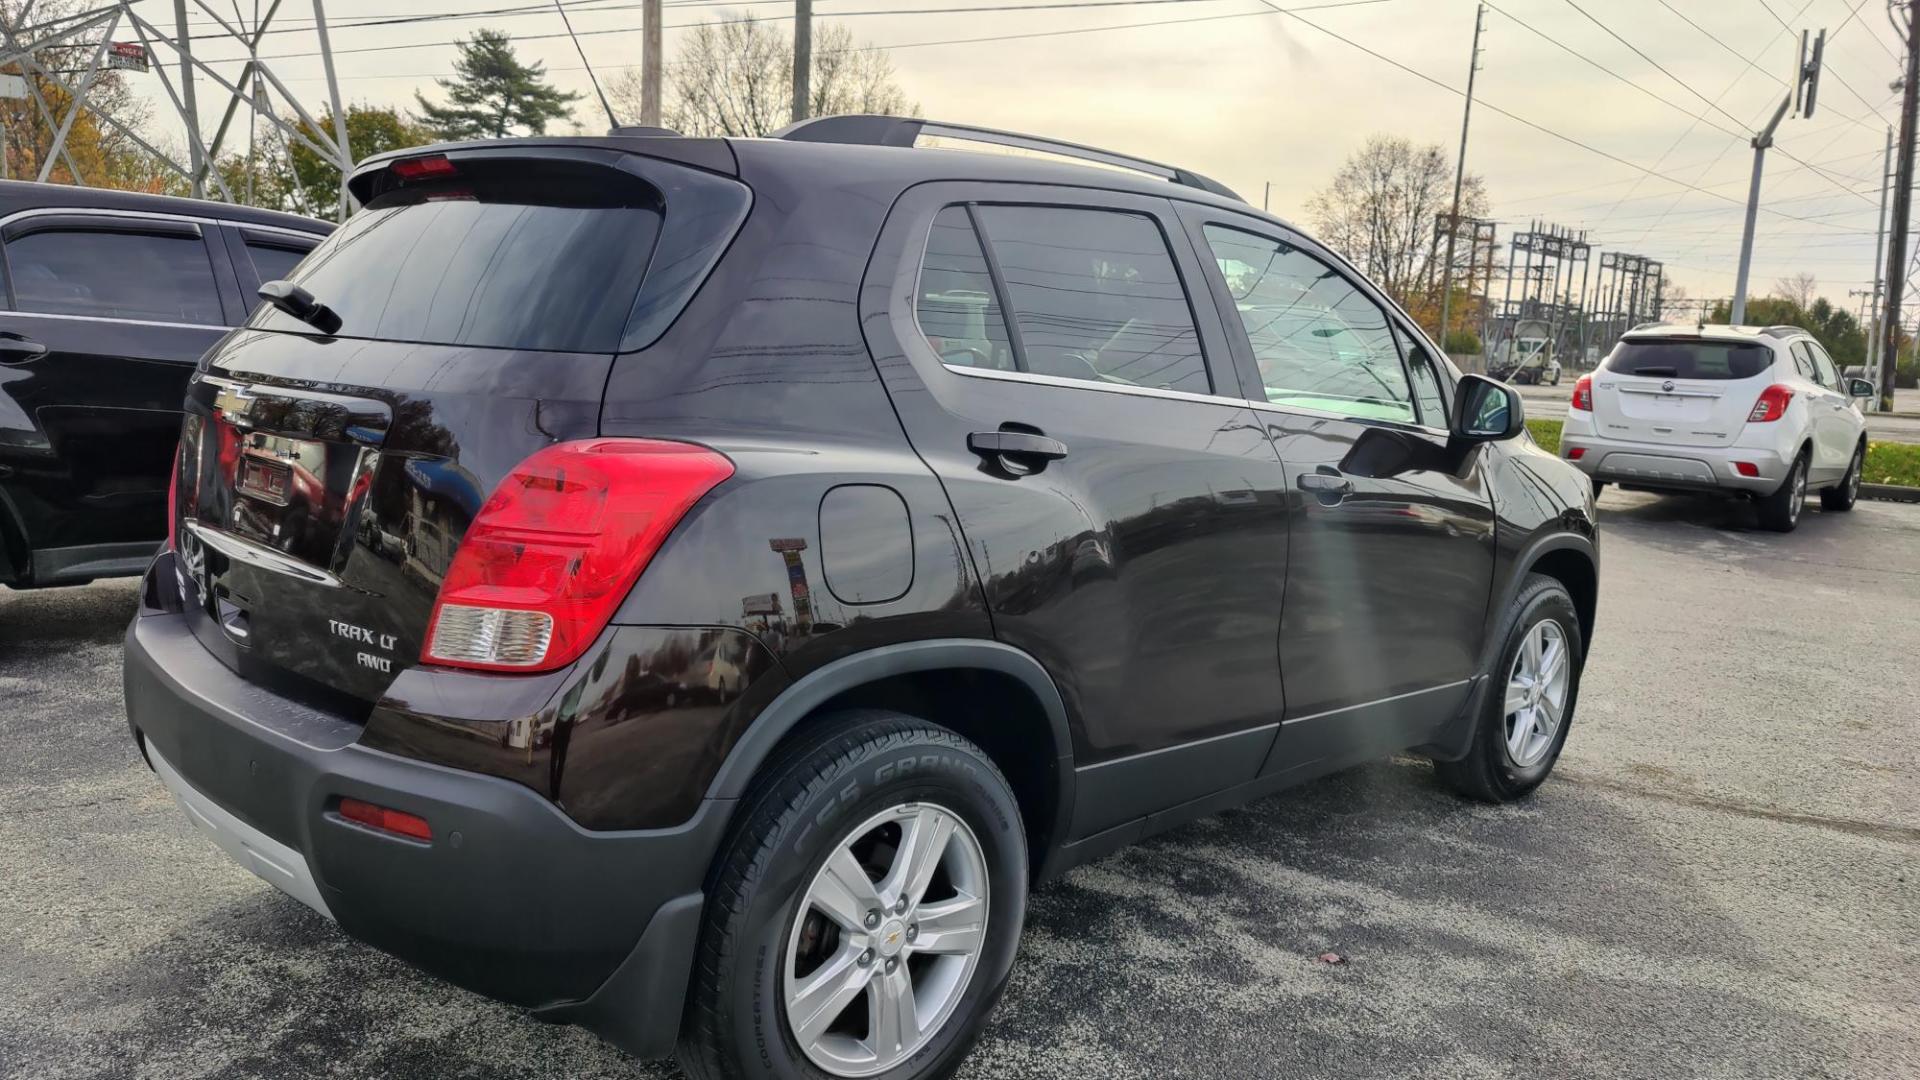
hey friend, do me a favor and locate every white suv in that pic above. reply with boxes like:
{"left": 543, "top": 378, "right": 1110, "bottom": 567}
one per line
{"left": 1561, "top": 324, "right": 1874, "bottom": 531}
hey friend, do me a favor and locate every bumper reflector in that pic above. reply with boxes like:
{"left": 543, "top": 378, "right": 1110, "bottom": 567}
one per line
{"left": 339, "top": 797, "right": 433, "bottom": 842}
{"left": 1567, "top": 447, "right": 1585, "bottom": 460}
{"left": 1735, "top": 461, "right": 1760, "bottom": 477}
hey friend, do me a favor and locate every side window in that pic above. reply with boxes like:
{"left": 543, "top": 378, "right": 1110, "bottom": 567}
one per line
{"left": 1789, "top": 342, "right": 1818, "bottom": 382}
{"left": 914, "top": 207, "right": 1014, "bottom": 371}
{"left": 971, "top": 205, "right": 1209, "bottom": 395}
{"left": 245, "top": 240, "right": 314, "bottom": 286}
{"left": 1806, "top": 342, "right": 1840, "bottom": 388}
{"left": 1202, "top": 224, "right": 1414, "bottom": 423}
{"left": 1393, "top": 323, "right": 1450, "bottom": 427}
{"left": 4, "top": 226, "right": 224, "bottom": 324}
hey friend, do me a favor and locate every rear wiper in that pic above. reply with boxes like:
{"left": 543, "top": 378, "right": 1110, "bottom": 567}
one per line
{"left": 1631, "top": 365, "right": 1678, "bottom": 376}
{"left": 258, "top": 280, "right": 343, "bottom": 335}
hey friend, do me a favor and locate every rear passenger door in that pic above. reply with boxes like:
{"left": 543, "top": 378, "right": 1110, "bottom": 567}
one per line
{"left": 0, "top": 212, "right": 238, "bottom": 562}
{"left": 1798, "top": 340, "right": 1855, "bottom": 480}
{"left": 861, "top": 183, "right": 1294, "bottom": 841}
{"left": 1176, "top": 204, "right": 1497, "bottom": 769}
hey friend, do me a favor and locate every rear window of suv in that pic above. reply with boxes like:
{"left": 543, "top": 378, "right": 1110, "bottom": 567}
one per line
{"left": 1604, "top": 339, "right": 1773, "bottom": 380}
{"left": 255, "top": 158, "right": 661, "bottom": 353}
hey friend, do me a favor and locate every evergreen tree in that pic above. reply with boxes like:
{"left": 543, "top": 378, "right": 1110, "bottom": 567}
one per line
{"left": 414, "top": 30, "right": 579, "bottom": 140}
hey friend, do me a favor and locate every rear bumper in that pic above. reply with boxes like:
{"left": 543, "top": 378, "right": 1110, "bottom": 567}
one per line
{"left": 1560, "top": 431, "right": 1789, "bottom": 495}
{"left": 124, "top": 573, "right": 728, "bottom": 1059}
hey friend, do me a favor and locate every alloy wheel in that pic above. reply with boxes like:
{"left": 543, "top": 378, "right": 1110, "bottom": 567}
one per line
{"left": 1503, "top": 619, "right": 1570, "bottom": 768}
{"left": 784, "top": 803, "right": 990, "bottom": 1077}
{"left": 1848, "top": 448, "right": 1862, "bottom": 502}
{"left": 1790, "top": 460, "right": 1807, "bottom": 525}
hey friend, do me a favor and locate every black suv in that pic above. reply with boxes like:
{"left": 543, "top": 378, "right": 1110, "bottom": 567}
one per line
{"left": 124, "top": 118, "right": 1598, "bottom": 1080}
{"left": 0, "top": 180, "right": 329, "bottom": 590}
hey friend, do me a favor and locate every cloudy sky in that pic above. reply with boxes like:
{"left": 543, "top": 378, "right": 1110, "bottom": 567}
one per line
{"left": 106, "top": 0, "right": 1908, "bottom": 311}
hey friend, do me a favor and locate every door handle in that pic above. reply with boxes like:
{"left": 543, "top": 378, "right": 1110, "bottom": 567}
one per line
{"left": 968, "top": 430, "right": 1068, "bottom": 472}
{"left": 1299, "top": 470, "right": 1354, "bottom": 501}
{"left": 0, "top": 333, "right": 47, "bottom": 365}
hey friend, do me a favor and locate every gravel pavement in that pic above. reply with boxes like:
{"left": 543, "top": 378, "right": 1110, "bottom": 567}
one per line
{"left": 3, "top": 493, "right": 1916, "bottom": 1080}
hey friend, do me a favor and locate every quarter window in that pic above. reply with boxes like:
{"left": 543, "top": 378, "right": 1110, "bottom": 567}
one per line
{"left": 1394, "top": 324, "right": 1450, "bottom": 427}
{"left": 1202, "top": 225, "right": 1414, "bottom": 423}
{"left": 971, "top": 205, "right": 1209, "bottom": 395}
{"left": 5, "top": 228, "right": 224, "bottom": 324}
{"left": 915, "top": 207, "right": 1014, "bottom": 371}
{"left": 245, "top": 240, "right": 313, "bottom": 286}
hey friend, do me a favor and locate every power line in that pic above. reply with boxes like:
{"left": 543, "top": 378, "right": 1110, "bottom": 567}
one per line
{"left": 1250, "top": 0, "right": 1874, "bottom": 232}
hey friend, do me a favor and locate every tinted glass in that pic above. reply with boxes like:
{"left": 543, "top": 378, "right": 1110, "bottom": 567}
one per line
{"left": 1204, "top": 225, "right": 1413, "bottom": 422}
{"left": 1394, "top": 323, "right": 1449, "bottom": 426}
{"left": 974, "top": 205, "right": 1208, "bottom": 394}
{"left": 6, "top": 228, "right": 223, "bottom": 324}
{"left": 262, "top": 160, "right": 662, "bottom": 352}
{"left": 915, "top": 207, "right": 1014, "bottom": 370}
{"left": 1606, "top": 340, "right": 1773, "bottom": 380}
{"left": 247, "top": 242, "right": 310, "bottom": 285}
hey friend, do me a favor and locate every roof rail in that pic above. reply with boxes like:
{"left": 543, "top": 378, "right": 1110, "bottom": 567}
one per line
{"left": 1628, "top": 321, "right": 1667, "bottom": 332}
{"left": 774, "top": 115, "right": 1245, "bottom": 203}
{"left": 1759, "top": 325, "right": 1804, "bottom": 338}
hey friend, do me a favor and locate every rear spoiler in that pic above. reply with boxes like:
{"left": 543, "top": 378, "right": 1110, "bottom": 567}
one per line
{"left": 348, "top": 136, "right": 739, "bottom": 205}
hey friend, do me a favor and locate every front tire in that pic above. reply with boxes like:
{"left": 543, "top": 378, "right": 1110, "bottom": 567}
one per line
{"left": 678, "top": 712, "right": 1027, "bottom": 1080}
{"left": 1434, "top": 574, "right": 1583, "bottom": 803}
{"left": 1820, "top": 443, "right": 1864, "bottom": 512}
{"left": 1756, "top": 452, "right": 1809, "bottom": 532}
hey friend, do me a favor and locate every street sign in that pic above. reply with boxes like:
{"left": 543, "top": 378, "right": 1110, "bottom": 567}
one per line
{"left": 107, "top": 42, "right": 149, "bottom": 72}
{"left": 0, "top": 74, "right": 27, "bottom": 100}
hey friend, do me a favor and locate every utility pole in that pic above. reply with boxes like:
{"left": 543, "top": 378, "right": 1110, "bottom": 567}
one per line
{"left": 1734, "top": 29, "right": 1825, "bottom": 324}
{"left": 791, "top": 0, "right": 812, "bottom": 123}
{"left": 1263, "top": 181, "right": 1270, "bottom": 212}
{"left": 174, "top": 0, "right": 204, "bottom": 199}
{"left": 1437, "top": 2, "right": 1485, "bottom": 349}
{"left": 1866, "top": 125, "right": 1894, "bottom": 405}
{"left": 1882, "top": 3, "right": 1919, "bottom": 413}
{"left": 641, "top": 0, "right": 663, "bottom": 125}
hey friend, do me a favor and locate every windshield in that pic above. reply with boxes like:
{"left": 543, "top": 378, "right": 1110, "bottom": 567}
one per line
{"left": 1605, "top": 339, "right": 1773, "bottom": 380}
{"left": 253, "top": 158, "right": 662, "bottom": 353}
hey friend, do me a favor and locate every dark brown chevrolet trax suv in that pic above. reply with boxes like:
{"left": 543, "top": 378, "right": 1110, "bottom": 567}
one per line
{"left": 124, "top": 117, "right": 1599, "bottom": 1079}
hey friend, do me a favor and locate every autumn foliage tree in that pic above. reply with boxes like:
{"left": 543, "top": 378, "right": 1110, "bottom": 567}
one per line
{"left": 1306, "top": 134, "right": 1489, "bottom": 337}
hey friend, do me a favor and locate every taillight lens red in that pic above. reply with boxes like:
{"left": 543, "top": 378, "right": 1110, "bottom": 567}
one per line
{"left": 421, "top": 439, "right": 733, "bottom": 674}
{"left": 166, "top": 444, "right": 181, "bottom": 552}
{"left": 1748, "top": 384, "right": 1793, "bottom": 423}
{"left": 1567, "top": 447, "right": 1585, "bottom": 460}
{"left": 338, "top": 797, "right": 433, "bottom": 841}
{"left": 1570, "top": 374, "right": 1593, "bottom": 412}
{"left": 390, "top": 153, "right": 458, "bottom": 181}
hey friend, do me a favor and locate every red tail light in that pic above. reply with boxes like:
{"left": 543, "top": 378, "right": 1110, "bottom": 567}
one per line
{"left": 390, "top": 153, "right": 458, "bottom": 181}
{"left": 1748, "top": 384, "right": 1793, "bottom": 423}
{"left": 1570, "top": 374, "right": 1593, "bottom": 412}
{"left": 338, "top": 798, "right": 433, "bottom": 841}
{"left": 421, "top": 439, "right": 733, "bottom": 674}
{"left": 166, "top": 444, "right": 181, "bottom": 552}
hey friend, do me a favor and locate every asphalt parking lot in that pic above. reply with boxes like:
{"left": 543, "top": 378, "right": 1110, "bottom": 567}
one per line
{"left": 4, "top": 492, "right": 1917, "bottom": 1080}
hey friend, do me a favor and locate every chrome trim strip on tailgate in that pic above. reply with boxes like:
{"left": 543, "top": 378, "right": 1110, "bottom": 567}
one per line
{"left": 147, "top": 743, "right": 336, "bottom": 921}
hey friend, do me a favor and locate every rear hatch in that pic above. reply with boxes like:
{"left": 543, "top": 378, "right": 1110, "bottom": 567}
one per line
{"left": 169, "top": 144, "right": 748, "bottom": 712}
{"left": 1591, "top": 337, "right": 1774, "bottom": 448}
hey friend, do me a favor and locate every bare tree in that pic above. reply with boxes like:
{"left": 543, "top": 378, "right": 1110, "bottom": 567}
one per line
{"left": 1306, "top": 134, "right": 1488, "bottom": 322}
{"left": 611, "top": 14, "right": 915, "bottom": 138}
{"left": 1658, "top": 276, "right": 1692, "bottom": 321}
{"left": 1772, "top": 272, "right": 1817, "bottom": 311}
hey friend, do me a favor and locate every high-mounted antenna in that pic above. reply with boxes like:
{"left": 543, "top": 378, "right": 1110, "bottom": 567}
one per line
{"left": 552, "top": 0, "right": 618, "bottom": 129}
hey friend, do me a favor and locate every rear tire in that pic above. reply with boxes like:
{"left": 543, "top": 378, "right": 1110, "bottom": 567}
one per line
{"left": 1434, "top": 574, "right": 1583, "bottom": 803}
{"left": 1756, "top": 452, "right": 1809, "bottom": 532}
{"left": 677, "top": 711, "right": 1027, "bottom": 1080}
{"left": 1820, "top": 443, "right": 1864, "bottom": 512}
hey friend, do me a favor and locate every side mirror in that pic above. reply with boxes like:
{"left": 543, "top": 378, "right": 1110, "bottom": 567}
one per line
{"left": 1847, "top": 377, "right": 1875, "bottom": 398}
{"left": 1451, "top": 373, "right": 1525, "bottom": 442}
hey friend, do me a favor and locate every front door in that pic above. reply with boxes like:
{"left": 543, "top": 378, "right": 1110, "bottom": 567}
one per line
{"left": 1178, "top": 207, "right": 1498, "bottom": 773}
{"left": 0, "top": 214, "right": 238, "bottom": 582}
{"left": 861, "top": 183, "right": 1293, "bottom": 839}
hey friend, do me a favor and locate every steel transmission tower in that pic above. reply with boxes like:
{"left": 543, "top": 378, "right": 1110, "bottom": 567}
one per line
{"left": 0, "top": 1, "right": 355, "bottom": 220}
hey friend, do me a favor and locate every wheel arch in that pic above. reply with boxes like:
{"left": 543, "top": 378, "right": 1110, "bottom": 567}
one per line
{"left": 705, "top": 639, "right": 1077, "bottom": 877}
